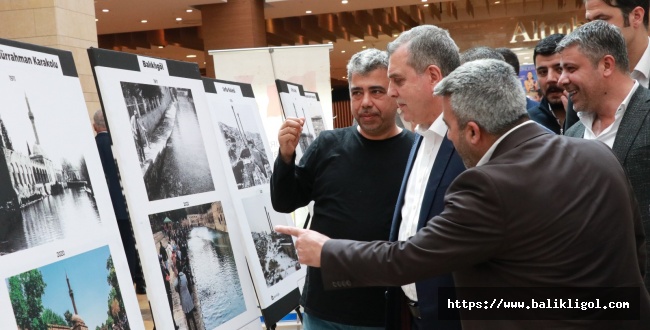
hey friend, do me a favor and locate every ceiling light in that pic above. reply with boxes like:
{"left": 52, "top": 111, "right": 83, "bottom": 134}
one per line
{"left": 186, "top": 54, "right": 197, "bottom": 58}
{"left": 353, "top": 39, "right": 363, "bottom": 42}
{"left": 102, "top": 9, "right": 109, "bottom": 12}
{"left": 341, "top": 50, "right": 346, "bottom": 53}
{"left": 342, "top": 76, "right": 346, "bottom": 79}
{"left": 306, "top": 10, "right": 312, "bottom": 14}
{"left": 95, "top": 18, "right": 98, "bottom": 22}
{"left": 424, "top": 4, "right": 429, "bottom": 6}
{"left": 176, "top": 17, "right": 182, "bottom": 21}
{"left": 158, "top": 46, "right": 164, "bottom": 49}
{"left": 393, "top": 34, "right": 399, "bottom": 37}
{"left": 494, "top": 1, "right": 501, "bottom": 3}
{"left": 141, "top": 20, "right": 148, "bottom": 23}
{"left": 186, "top": 9, "right": 193, "bottom": 13}
{"left": 421, "top": 0, "right": 427, "bottom": 2}
{"left": 362, "top": 46, "right": 367, "bottom": 49}
{"left": 342, "top": 0, "right": 348, "bottom": 3}
{"left": 328, "top": 41, "right": 333, "bottom": 44}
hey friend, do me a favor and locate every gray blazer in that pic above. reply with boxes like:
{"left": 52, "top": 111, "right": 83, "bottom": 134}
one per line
{"left": 320, "top": 123, "right": 649, "bottom": 329}
{"left": 565, "top": 86, "right": 650, "bottom": 291}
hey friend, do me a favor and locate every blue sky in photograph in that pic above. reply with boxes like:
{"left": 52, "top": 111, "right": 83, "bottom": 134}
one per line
{"left": 37, "top": 246, "right": 115, "bottom": 329}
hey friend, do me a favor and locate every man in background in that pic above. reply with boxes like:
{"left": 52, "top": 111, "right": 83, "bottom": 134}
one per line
{"left": 270, "top": 48, "right": 414, "bottom": 329}
{"left": 560, "top": 20, "right": 650, "bottom": 292}
{"left": 93, "top": 109, "right": 146, "bottom": 295}
{"left": 526, "top": 34, "right": 568, "bottom": 134}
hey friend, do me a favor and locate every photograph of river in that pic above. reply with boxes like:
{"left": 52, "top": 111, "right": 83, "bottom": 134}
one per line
{"left": 242, "top": 193, "right": 301, "bottom": 287}
{"left": 149, "top": 201, "right": 246, "bottom": 330}
{"left": 6, "top": 246, "right": 130, "bottom": 330}
{"left": 120, "top": 82, "right": 215, "bottom": 201}
{"left": 0, "top": 91, "right": 99, "bottom": 256}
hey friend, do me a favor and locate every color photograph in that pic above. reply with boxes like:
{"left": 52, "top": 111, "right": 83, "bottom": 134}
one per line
{"left": 120, "top": 82, "right": 215, "bottom": 201}
{"left": 148, "top": 201, "right": 247, "bottom": 330}
{"left": 6, "top": 246, "right": 129, "bottom": 330}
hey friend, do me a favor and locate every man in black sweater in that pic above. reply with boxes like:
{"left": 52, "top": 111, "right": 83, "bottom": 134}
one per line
{"left": 270, "top": 48, "right": 414, "bottom": 329}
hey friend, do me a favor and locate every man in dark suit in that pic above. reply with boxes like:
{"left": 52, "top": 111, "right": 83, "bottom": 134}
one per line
{"left": 277, "top": 59, "right": 649, "bottom": 329}
{"left": 560, "top": 20, "right": 650, "bottom": 292}
{"left": 385, "top": 25, "right": 464, "bottom": 329}
{"left": 93, "top": 109, "right": 146, "bottom": 294}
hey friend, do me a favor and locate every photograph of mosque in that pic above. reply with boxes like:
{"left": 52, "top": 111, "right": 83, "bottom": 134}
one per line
{"left": 216, "top": 103, "right": 272, "bottom": 190}
{"left": 148, "top": 201, "right": 247, "bottom": 330}
{"left": 120, "top": 82, "right": 215, "bottom": 201}
{"left": 241, "top": 194, "right": 300, "bottom": 287}
{"left": 6, "top": 246, "right": 130, "bottom": 330}
{"left": 0, "top": 93, "right": 99, "bottom": 256}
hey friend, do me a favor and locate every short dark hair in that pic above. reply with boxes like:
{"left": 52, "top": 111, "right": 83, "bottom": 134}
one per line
{"left": 460, "top": 46, "right": 504, "bottom": 64}
{"left": 598, "top": 0, "right": 649, "bottom": 28}
{"left": 495, "top": 47, "right": 520, "bottom": 75}
{"left": 533, "top": 34, "right": 566, "bottom": 65}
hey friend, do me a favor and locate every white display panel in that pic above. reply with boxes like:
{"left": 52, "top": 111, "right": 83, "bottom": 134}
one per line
{"left": 89, "top": 49, "right": 259, "bottom": 330}
{"left": 205, "top": 78, "right": 305, "bottom": 311}
{"left": 0, "top": 39, "right": 142, "bottom": 329}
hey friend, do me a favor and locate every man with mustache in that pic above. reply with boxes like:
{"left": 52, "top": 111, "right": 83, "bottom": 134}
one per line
{"left": 271, "top": 48, "right": 414, "bottom": 329}
{"left": 561, "top": 20, "right": 650, "bottom": 292}
{"left": 525, "top": 34, "right": 568, "bottom": 134}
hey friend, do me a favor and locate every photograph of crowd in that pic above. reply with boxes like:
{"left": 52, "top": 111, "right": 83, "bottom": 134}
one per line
{"left": 148, "top": 201, "right": 246, "bottom": 330}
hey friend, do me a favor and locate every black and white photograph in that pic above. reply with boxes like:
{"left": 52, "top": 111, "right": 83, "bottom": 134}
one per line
{"left": 148, "top": 201, "right": 248, "bottom": 330}
{"left": 0, "top": 89, "right": 99, "bottom": 256}
{"left": 120, "top": 82, "right": 215, "bottom": 201}
{"left": 276, "top": 80, "right": 316, "bottom": 155}
{"left": 216, "top": 103, "right": 272, "bottom": 190}
{"left": 304, "top": 91, "right": 327, "bottom": 138}
{"left": 241, "top": 194, "right": 301, "bottom": 287}
{"left": 5, "top": 246, "right": 130, "bottom": 330}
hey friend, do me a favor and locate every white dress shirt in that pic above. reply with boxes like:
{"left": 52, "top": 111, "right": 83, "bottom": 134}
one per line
{"left": 398, "top": 114, "right": 447, "bottom": 301}
{"left": 578, "top": 81, "right": 638, "bottom": 148}
{"left": 630, "top": 37, "right": 650, "bottom": 88}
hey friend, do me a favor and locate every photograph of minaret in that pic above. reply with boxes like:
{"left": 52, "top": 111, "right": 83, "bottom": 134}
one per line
{"left": 6, "top": 245, "right": 130, "bottom": 330}
{"left": 148, "top": 201, "right": 248, "bottom": 330}
{"left": 0, "top": 93, "right": 99, "bottom": 255}
{"left": 241, "top": 193, "right": 300, "bottom": 287}
{"left": 217, "top": 103, "right": 271, "bottom": 190}
{"left": 120, "top": 82, "right": 215, "bottom": 201}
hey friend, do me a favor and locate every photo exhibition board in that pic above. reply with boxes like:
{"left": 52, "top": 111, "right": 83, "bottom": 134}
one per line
{"left": 0, "top": 39, "right": 143, "bottom": 329}
{"left": 210, "top": 45, "right": 333, "bottom": 162}
{"left": 203, "top": 78, "right": 305, "bottom": 316}
{"left": 275, "top": 80, "right": 317, "bottom": 163}
{"left": 88, "top": 48, "right": 259, "bottom": 330}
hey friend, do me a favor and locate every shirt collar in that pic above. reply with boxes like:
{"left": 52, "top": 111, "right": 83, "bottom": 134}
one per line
{"left": 415, "top": 113, "right": 447, "bottom": 138}
{"left": 577, "top": 80, "right": 639, "bottom": 121}
{"left": 631, "top": 37, "right": 650, "bottom": 85}
{"left": 476, "top": 121, "right": 536, "bottom": 167}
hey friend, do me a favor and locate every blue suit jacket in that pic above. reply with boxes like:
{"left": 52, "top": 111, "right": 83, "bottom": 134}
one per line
{"left": 386, "top": 134, "right": 465, "bottom": 329}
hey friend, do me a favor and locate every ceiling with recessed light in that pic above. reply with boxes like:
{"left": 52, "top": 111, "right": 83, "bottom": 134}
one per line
{"left": 94, "top": 0, "right": 584, "bottom": 85}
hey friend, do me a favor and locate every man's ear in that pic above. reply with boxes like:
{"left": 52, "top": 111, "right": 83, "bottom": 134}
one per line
{"left": 601, "top": 55, "right": 616, "bottom": 77}
{"left": 631, "top": 6, "right": 645, "bottom": 28}
{"left": 465, "top": 121, "right": 482, "bottom": 145}
{"left": 426, "top": 65, "right": 443, "bottom": 85}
